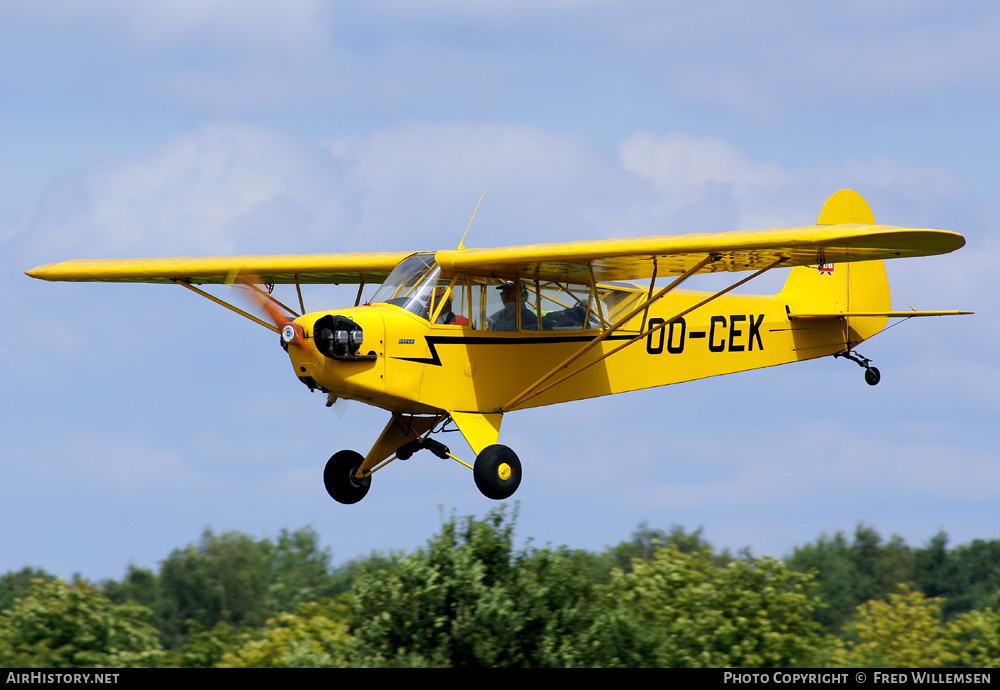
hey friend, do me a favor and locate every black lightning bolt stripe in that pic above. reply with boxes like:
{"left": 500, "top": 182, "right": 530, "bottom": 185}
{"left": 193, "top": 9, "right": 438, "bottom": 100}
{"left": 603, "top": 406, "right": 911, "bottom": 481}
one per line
{"left": 394, "top": 334, "right": 637, "bottom": 366}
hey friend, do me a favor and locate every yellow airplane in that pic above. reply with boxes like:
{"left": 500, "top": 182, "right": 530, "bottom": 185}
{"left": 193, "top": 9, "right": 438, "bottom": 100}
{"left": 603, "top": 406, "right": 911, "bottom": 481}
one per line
{"left": 27, "top": 190, "right": 970, "bottom": 504}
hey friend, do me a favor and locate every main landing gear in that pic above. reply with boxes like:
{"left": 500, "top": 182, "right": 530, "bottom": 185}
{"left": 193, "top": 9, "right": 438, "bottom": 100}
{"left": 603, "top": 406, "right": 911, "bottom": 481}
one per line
{"left": 323, "top": 450, "right": 371, "bottom": 504}
{"left": 835, "top": 351, "right": 881, "bottom": 386}
{"left": 473, "top": 445, "right": 522, "bottom": 500}
{"left": 323, "top": 433, "right": 523, "bottom": 505}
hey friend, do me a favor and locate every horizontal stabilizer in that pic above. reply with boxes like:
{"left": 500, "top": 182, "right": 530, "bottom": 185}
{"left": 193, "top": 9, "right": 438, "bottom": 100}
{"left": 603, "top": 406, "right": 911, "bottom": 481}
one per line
{"left": 789, "top": 310, "right": 973, "bottom": 319}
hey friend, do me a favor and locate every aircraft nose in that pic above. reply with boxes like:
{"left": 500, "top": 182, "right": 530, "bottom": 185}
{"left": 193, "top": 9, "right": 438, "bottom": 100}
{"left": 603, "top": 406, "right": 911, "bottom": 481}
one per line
{"left": 279, "top": 322, "right": 305, "bottom": 350}
{"left": 313, "top": 314, "right": 377, "bottom": 362}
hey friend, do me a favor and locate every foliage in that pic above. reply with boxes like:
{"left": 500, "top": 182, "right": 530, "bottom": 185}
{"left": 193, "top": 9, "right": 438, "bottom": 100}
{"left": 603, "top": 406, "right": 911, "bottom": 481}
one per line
{"left": 0, "top": 578, "right": 167, "bottom": 668}
{"left": 593, "top": 523, "right": 731, "bottom": 582}
{"left": 348, "top": 507, "right": 519, "bottom": 667}
{"left": 155, "top": 528, "right": 273, "bottom": 648}
{"left": 945, "top": 605, "right": 1000, "bottom": 668}
{"left": 0, "top": 566, "right": 55, "bottom": 613}
{"left": 5, "top": 519, "right": 1000, "bottom": 667}
{"left": 913, "top": 533, "right": 1000, "bottom": 620}
{"left": 786, "top": 524, "right": 913, "bottom": 631}
{"left": 175, "top": 621, "right": 255, "bottom": 668}
{"left": 348, "top": 506, "right": 602, "bottom": 667}
{"left": 585, "top": 545, "right": 823, "bottom": 667}
{"left": 219, "top": 598, "right": 351, "bottom": 668}
{"left": 267, "top": 527, "right": 341, "bottom": 611}
{"left": 146, "top": 525, "right": 340, "bottom": 649}
{"left": 830, "top": 585, "right": 958, "bottom": 667}
{"left": 102, "top": 564, "right": 159, "bottom": 611}
{"left": 326, "top": 550, "right": 402, "bottom": 596}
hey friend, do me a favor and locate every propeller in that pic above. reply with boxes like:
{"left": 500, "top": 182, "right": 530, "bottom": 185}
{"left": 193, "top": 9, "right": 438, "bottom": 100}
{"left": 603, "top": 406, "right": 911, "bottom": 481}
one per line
{"left": 231, "top": 273, "right": 305, "bottom": 348}
{"left": 231, "top": 274, "right": 350, "bottom": 417}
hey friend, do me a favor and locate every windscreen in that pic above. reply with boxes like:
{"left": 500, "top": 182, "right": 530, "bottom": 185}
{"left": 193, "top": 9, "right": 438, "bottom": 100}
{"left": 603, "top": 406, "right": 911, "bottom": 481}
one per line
{"left": 369, "top": 253, "right": 441, "bottom": 318}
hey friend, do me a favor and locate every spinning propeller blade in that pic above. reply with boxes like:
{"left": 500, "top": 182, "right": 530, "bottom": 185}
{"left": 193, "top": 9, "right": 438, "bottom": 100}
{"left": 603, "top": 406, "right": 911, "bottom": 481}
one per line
{"left": 232, "top": 273, "right": 304, "bottom": 346}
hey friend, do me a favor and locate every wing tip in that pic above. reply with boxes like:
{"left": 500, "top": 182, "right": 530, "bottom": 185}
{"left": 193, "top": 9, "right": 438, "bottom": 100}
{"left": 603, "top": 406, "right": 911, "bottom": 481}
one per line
{"left": 25, "top": 265, "right": 49, "bottom": 280}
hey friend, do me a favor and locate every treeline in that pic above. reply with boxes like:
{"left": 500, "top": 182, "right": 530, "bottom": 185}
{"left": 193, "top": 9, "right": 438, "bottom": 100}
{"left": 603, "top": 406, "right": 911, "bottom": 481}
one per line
{"left": 1, "top": 508, "right": 998, "bottom": 667}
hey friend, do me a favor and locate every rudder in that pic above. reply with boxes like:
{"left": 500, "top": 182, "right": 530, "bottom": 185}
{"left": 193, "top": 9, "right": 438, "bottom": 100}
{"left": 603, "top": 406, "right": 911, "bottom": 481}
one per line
{"left": 779, "top": 190, "right": 890, "bottom": 347}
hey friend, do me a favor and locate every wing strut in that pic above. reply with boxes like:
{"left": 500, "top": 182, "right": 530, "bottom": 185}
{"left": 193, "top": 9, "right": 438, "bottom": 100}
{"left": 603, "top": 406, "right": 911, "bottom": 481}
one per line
{"left": 240, "top": 280, "right": 300, "bottom": 318}
{"left": 354, "top": 277, "right": 365, "bottom": 307}
{"left": 502, "top": 257, "right": 785, "bottom": 412}
{"left": 294, "top": 275, "right": 306, "bottom": 314}
{"left": 173, "top": 279, "right": 280, "bottom": 333}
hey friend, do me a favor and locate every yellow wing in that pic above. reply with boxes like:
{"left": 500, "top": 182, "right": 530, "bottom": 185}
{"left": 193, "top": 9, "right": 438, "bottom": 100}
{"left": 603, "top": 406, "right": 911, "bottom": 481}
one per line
{"left": 27, "top": 226, "right": 965, "bottom": 288}
{"left": 434, "top": 224, "right": 966, "bottom": 284}
{"left": 26, "top": 252, "right": 416, "bottom": 285}
{"left": 25, "top": 190, "right": 967, "bottom": 288}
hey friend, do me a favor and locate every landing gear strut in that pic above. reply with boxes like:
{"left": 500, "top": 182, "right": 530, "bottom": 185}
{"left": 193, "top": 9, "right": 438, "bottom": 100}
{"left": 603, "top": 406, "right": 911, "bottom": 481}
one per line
{"left": 835, "top": 351, "right": 881, "bottom": 386}
{"left": 321, "top": 421, "right": 524, "bottom": 504}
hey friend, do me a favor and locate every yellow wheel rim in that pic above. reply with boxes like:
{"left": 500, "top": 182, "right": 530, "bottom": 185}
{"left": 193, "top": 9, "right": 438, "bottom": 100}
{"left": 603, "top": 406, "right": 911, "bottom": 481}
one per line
{"left": 497, "top": 462, "right": 511, "bottom": 481}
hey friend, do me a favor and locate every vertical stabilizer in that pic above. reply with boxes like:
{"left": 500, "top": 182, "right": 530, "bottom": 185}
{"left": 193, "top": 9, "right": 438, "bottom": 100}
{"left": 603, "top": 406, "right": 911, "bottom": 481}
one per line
{"left": 779, "top": 190, "right": 890, "bottom": 347}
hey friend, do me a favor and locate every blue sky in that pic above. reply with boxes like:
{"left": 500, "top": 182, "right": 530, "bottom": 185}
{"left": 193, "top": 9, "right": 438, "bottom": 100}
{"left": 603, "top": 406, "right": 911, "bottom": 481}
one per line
{"left": 2, "top": 1, "right": 997, "bottom": 582}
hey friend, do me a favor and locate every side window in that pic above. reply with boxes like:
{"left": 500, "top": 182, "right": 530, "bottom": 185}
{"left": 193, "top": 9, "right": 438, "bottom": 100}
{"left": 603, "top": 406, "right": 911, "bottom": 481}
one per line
{"left": 536, "top": 282, "right": 608, "bottom": 330}
{"left": 429, "top": 279, "right": 472, "bottom": 326}
{"left": 482, "top": 279, "right": 507, "bottom": 331}
{"left": 483, "top": 278, "right": 541, "bottom": 331}
{"left": 453, "top": 277, "right": 613, "bottom": 332}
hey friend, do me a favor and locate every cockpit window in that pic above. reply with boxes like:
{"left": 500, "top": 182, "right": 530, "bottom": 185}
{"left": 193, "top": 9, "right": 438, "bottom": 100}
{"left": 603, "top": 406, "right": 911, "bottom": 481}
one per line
{"left": 370, "top": 253, "right": 441, "bottom": 319}
{"left": 371, "top": 253, "right": 631, "bottom": 331}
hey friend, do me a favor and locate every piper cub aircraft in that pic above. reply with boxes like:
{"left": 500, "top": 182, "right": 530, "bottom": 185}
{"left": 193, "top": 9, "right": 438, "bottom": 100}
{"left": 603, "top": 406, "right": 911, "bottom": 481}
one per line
{"left": 28, "top": 190, "right": 969, "bottom": 504}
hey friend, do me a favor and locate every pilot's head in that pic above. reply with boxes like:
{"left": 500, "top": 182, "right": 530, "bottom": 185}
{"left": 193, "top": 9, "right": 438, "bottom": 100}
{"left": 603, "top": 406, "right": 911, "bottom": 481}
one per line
{"left": 421, "top": 287, "right": 451, "bottom": 313}
{"left": 434, "top": 287, "right": 452, "bottom": 311}
{"left": 497, "top": 280, "right": 525, "bottom": 305}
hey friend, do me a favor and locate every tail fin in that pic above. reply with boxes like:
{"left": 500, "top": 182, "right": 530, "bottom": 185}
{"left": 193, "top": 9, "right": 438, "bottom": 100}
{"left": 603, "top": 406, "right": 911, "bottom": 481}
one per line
{"left": 779, "top": 190, "right": 890, "bottom": 347}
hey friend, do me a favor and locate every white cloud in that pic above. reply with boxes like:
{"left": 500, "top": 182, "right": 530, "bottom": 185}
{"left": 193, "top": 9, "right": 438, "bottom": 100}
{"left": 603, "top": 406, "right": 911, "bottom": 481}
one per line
{"left": 15, "top": 121, "right": 985, "bottom": 273}
{"left": 618, "top": 131, "right": 973, "bottom": 233}
{"left": 620, "top": 132, "right": 789, "bottom": 211}
{"left": 21, "top": 124, "right": 350, "bottom": 257}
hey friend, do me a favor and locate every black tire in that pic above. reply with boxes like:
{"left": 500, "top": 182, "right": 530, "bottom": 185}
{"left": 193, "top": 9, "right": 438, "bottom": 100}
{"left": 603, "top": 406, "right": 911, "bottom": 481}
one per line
{"left": 865, "top": 367, "right": 881, "bottom": 386}
{"left": 474, "top": 444, "right": 522, "bottom": 500}
{"left": 324, "top": 450, "right": 371, "bottom": 504}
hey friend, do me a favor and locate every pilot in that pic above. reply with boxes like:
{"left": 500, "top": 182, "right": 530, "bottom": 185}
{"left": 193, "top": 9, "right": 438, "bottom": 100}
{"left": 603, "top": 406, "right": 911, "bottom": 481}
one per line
{"left": 434, "top": 289, "right": 468, "bottom": 325}
{"left": 487, "top": 280, "right": 538, "bottom": 331}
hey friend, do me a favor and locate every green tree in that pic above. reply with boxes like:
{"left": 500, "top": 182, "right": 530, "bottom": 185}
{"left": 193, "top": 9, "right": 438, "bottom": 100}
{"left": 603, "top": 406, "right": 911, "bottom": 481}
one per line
{"left": 786, "top": 524, "right": 912, "bottom": 630}
{"left": 267, "top": 527, "right": 339, "bottom": 612}
{"left": 100, "top": 525, "right": 342, "bottom": 650}
{"left": 156, "top": 528, "right": 273, "bottom": 648}
{"left": 0, "top": 578, "right": 166, "bottom": 668}
{"left": 586, "top": 545, "right": 823, "bottom": 667}
{"left": 830, "top": 585, "right": 957, "bottom": 668}
{"left": 913, "top": 534, "right": 1000, "bottom": 620}
{"left": 599, "top": 523, "right": 730, "bottom": 579}
{"left": 0, "top": 567, "right": 55, "bottom": 613}
{"left": 175, "top": 621, "right": 255, "bottom": 668}
{"left": 348, "top": 508, "right": 519, "bottom": 667}
{"left": 945, "top": 605, "right": 1000, "bottom": 668}
{"left": 101, "top": 564, "right": 158, "bottom": 611}
{"left": 326, "top": 550, "right": 402, "bottom": 596}
{"left": 348, "top": 507, "right": 602, "bottom": 667}
{"left": 220, "top": 598, "right": 351, "bottom": 668}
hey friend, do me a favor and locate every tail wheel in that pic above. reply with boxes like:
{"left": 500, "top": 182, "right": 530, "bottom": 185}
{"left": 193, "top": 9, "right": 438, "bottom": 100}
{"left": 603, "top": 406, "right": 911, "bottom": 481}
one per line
{"left": 474, "top": 444, "right": 522, "bottom": 500}
{"left": 324, "top": 450, "right": 371, "bottom": 504}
